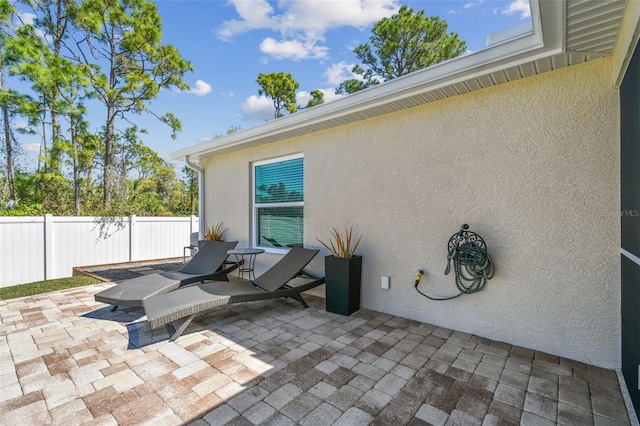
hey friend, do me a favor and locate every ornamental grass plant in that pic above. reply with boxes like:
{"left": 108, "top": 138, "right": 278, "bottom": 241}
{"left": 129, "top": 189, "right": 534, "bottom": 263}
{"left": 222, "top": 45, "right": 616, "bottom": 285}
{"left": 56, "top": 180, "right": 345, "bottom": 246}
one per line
{"left": 317, "top": 226, "right": 362, "bottom": 258}
{"left": 203, "top": 222, "right": 228, "bottom": 241}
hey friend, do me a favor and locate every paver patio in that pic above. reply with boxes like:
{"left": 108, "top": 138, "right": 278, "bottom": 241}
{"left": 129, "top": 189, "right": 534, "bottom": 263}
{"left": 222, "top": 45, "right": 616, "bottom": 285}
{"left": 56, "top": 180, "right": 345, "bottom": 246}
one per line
{"left": 0, "top": 282, "right": 635, "bottom": 425}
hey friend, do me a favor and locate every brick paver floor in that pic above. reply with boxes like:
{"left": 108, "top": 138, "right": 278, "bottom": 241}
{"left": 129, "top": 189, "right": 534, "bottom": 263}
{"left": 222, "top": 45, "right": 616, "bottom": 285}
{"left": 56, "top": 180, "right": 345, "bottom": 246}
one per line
{"left": 0, "top": 283, "right": 636, "bottom": 425}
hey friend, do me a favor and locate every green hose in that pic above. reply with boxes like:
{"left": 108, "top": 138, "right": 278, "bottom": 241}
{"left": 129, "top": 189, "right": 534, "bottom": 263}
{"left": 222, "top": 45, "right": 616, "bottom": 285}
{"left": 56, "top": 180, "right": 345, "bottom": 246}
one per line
{"left": 415, "top": 248, "right": 494, "bottom": 301}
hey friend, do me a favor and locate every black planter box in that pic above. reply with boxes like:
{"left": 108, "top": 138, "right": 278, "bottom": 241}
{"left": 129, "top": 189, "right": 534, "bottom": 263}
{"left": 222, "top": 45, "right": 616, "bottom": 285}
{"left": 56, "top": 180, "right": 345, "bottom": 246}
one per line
{"left": 325, "top": 255, "right": 362, "bottom": 316}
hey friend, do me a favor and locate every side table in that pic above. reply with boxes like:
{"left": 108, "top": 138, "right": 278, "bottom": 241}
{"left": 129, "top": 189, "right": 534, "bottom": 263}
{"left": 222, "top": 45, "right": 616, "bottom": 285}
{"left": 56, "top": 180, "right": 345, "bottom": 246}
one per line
{"left": 227, "top": 248, "right": 265, "bottom": 281}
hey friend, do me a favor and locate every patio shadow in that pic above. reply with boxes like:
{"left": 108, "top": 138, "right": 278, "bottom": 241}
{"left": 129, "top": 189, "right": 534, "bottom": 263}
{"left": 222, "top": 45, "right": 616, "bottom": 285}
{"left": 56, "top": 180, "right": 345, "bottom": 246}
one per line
{"left": 82, "top": 305, "right": 145, "bottom": 322}
{"left": 126, "top": 321, "right": 174, "bottom": 349}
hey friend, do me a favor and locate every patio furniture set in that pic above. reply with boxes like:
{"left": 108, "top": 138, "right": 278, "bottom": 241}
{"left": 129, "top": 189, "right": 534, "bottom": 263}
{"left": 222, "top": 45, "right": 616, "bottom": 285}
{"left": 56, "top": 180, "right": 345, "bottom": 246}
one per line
{"left": 94, "top": 241, "right": 325, "bottom": 341}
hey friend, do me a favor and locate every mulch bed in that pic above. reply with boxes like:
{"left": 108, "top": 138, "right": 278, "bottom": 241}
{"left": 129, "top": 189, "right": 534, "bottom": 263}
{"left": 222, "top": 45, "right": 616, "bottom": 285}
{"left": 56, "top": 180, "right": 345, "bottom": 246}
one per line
{"left": 81, "top": 260, "right": 184, "bottom": 282}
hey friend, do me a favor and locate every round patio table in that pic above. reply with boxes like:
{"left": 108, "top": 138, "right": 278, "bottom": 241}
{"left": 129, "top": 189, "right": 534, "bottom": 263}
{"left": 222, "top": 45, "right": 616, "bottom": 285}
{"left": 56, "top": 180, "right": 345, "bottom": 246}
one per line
{"left": 227, "top": 248, "right": 265, "bottom": 281}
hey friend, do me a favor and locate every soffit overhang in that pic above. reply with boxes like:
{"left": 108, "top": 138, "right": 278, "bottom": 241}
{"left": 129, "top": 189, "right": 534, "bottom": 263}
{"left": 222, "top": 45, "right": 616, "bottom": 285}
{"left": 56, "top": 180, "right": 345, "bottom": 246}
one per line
{"left": 171, "top": 0, "right": 628, "bottom": 161}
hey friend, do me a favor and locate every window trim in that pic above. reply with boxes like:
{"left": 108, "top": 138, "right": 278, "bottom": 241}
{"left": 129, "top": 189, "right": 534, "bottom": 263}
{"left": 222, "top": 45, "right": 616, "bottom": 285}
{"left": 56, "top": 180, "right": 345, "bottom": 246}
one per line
{"left": 252, "top": 153, "right": 304, "bottom": 252}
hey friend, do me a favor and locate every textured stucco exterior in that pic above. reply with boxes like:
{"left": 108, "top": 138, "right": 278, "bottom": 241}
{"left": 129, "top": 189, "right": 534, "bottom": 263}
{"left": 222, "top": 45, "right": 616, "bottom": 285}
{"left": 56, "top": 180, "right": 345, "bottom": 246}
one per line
{"left": 202, "top": 58, "right": 620, "bottom": 368}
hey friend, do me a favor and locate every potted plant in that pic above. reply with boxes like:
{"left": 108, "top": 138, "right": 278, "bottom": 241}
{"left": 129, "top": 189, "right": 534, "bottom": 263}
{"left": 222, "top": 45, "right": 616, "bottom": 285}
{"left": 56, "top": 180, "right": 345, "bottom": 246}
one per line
{"left": 317, "top": 226, "right": 363, "bottom": 316}
{"left": 200, "top": 222, "right": 228, "bottom": 247}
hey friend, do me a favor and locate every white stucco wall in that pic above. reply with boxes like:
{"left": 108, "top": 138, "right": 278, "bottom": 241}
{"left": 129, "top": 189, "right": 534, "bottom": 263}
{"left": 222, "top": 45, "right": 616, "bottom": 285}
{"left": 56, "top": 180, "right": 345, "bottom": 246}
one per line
{"left": 202, "top": 58, "right": 620, "bottom": 368}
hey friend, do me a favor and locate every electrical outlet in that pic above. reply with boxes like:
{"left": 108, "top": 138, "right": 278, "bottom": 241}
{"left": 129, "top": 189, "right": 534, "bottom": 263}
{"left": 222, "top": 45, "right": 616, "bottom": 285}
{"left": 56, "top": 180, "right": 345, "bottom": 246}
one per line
{"left": 381, "top": 275, "right": 390, "bottom": 290}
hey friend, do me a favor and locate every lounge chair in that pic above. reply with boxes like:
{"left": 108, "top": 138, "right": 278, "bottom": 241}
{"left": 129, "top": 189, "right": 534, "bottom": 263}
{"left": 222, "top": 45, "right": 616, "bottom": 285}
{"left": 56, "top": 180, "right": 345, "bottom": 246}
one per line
{"left": 94, "top": 240, "right": 239, "bottom": 310}
{"left": 143, "top": 246, "right": 324, "bottom": 341}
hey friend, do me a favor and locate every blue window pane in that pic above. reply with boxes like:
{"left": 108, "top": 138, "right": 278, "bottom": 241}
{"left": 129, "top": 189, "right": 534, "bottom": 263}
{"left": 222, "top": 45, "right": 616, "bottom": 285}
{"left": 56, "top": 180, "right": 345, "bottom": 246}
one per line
{"left": 255, "top": 157, "right": 303, "bottom": 203}
{"left": 257, "top": 207, "right": 304, "bottom": 247}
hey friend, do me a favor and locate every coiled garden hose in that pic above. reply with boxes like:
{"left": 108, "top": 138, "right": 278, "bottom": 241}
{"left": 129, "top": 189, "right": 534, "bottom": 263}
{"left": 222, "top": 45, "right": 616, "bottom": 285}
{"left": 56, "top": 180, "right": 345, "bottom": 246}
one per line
{"left": 414, "top": 224, "right": 495, "bottom": 301}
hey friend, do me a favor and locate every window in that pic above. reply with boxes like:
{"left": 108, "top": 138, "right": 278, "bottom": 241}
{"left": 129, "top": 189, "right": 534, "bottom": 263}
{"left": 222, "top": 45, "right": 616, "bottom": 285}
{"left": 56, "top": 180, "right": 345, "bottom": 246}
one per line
{"left": 253, "top": 154, "right": 303, "bottom": 249}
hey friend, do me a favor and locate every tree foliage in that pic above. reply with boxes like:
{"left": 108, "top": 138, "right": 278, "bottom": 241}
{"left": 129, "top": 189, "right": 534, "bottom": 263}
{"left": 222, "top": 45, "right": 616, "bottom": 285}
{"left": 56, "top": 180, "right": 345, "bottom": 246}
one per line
{"left": 0, "top": 0, "right": 196, "bottom": 217}
{"left": 305, "top": 89, "right": 324, "bottom": 109}
{"left": 336, "top": 6, "right": 467, "bottom": 94}
{"left": 180, "top": 165, "right": 197, "bottom": 216}
{"left": 4, "top": 0, "right": 93, "bottom": 212}
{"left": 257, "top": 72, "right": 299, "bottom": 119}
{"left": 71, "top": 0, "right": 193, "bottom": 204}
{"left": 0, "top": 1, "right": 17, "bottom": 202}
{"left": 257, "top": 73, "right": 325, "bottom": 119}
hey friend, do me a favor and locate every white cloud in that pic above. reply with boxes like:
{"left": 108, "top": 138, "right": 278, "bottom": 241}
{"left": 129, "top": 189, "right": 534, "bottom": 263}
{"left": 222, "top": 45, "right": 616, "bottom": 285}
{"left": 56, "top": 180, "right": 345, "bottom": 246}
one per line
{"left": 17, "top": 11, "right": 36, "bottom": 25}
{"left": 448, "top": 0, "right": 485, "bottom": 15}
{"left": 324, "top": 62, "right": 360, "bottom": 86}
{"left": 14, "top": 119, "right": 29, "bottom": 130}
{"left": 241, "top": 88, "right": 344, "bottom": 122}
{"left": 217, "top": 0, "right": 277, "bottom": 42}
{"left": 499, "top": 0, "right": 531, "bottom": 19}
{"left": 277, "top": 1, "right": 400, "bottom": 32}
{"left": 219, "top": 0, "right": 399, "bottom": 38}
{"left": 187, "top": 80, "right": 212, "bottom": 96}
{"left": 463, "top": 1, "right": 484, "bottom": 10}
{"left": 295, "top": 90, "right": 314, "bottom": 106}
{"left": 259, "top": 37, "right": 329, "bottom": 60}
{"left": 218, "top": 0, "right": 400, "bottom": 60}
{"left": 23, "top": 143, "right": 41, "bottom": 154}
{"left": 297, "top": 88, "right": 344, "bottom": 106}
{"left": 241, "top": 95, "right": 277, "bottom": 122}
{"left": 322, "top": 89, "right": 344, "bottom": 104}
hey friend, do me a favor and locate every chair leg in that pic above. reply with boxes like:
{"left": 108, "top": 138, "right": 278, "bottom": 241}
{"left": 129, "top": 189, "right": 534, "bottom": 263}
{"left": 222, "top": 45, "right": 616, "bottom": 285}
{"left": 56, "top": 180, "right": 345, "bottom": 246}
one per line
{"left": 170, "top": 314, "right": 197, "bottom": 341}
{"left": 110, "top": 305, "right": 118, "bottom": 312}
{"left": 290, "top": 293, "right": 309, "bottom": 308}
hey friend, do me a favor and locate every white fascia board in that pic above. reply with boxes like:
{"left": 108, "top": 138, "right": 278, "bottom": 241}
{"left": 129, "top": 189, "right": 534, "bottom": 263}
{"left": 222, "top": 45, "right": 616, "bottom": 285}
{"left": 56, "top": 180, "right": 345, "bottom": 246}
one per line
{"left": 613, "top": 0, "right": 640, "bottom": 87}
{"left": 171, "top": 0, "right": 564, "bottom": 162}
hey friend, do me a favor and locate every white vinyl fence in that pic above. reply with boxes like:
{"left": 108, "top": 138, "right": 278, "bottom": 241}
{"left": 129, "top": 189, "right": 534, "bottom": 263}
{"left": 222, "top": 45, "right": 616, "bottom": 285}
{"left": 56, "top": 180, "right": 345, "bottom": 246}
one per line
{"left": 0, "top": 215, "right": 199, "bottom": 288}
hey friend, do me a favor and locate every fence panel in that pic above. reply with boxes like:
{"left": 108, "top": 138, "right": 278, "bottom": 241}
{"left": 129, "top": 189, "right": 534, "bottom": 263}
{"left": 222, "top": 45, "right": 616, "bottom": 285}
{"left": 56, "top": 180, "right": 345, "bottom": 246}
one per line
{"left": 134, "top": 217, "right": 195, "bottom": 261}
{"left": 0, "top": 217, "right": 46, "bottom": 286}
{"left": 53, "top": 217, "right": 131, "bottom": 279}
{"left": 0, "top": 215, "right": 198, "bottom": 288}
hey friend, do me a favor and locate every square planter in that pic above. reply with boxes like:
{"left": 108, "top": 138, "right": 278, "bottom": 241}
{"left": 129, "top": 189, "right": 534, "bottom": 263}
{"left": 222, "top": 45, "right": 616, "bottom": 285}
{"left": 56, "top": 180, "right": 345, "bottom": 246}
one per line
{"left": 324, "top": 255, "right": 362, "bottom": 316}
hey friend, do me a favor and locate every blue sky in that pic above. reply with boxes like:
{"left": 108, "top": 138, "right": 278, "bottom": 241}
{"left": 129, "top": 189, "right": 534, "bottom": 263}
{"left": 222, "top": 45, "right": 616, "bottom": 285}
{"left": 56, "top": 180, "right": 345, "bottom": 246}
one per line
{"left": 16, "top": 0, "right": 531, "bottom": 171}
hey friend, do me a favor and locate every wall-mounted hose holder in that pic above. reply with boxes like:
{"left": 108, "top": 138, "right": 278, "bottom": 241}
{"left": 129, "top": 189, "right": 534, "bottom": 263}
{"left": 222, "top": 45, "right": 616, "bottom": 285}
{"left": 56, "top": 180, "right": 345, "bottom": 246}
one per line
{"left": 415, "top": 224, "right": 495, "bottom": 300}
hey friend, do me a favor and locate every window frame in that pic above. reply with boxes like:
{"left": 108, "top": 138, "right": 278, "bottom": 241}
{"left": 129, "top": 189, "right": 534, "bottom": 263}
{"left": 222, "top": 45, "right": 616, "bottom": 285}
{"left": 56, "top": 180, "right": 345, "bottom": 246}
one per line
{"left": 251, "top": 153, "right": 304, "bottom": 252}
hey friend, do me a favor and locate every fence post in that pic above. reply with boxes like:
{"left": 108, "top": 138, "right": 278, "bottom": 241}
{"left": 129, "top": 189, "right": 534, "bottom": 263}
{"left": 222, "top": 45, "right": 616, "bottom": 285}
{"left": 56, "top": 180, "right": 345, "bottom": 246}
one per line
{"left": 44, "top": 214, "right": 54, "bottom": 280}
{"left": 130, "top": 215, "right": 138, "bottom": 261}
